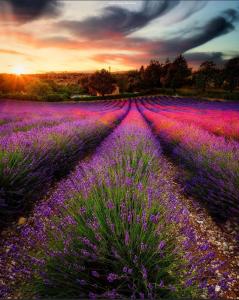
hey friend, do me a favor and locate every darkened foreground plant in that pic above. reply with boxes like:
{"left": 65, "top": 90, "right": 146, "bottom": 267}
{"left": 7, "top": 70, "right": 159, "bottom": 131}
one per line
{"left": 12, "top": 106, "right": 223, "bottom": 299}
{"left": 0, "top": 102, "right": 129, "bottom": 227}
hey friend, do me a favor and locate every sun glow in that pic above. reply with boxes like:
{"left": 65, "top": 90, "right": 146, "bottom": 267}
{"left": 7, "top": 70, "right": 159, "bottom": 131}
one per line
{"left": 11, "top": 65, "right": 27, "bottom": 75}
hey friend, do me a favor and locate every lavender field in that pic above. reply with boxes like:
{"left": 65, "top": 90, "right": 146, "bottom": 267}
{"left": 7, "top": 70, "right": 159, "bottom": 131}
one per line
{"left": 0, "top": 98, "right": 239, "bottom": 299}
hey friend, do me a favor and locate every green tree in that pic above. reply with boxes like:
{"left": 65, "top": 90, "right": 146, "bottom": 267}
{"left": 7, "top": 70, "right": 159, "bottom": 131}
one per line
{"left": 78, "top": 75, "right": 90, "bottom": 94}
{"left": 144, "top": 60, "right": 162, "bottom": 89}
{"left": 138, "top": 66, "right": 146, "bottom": 89}
{"left": 114, "top": 73, "right": 128, "bottom": 93}
{"left": 126, "top": 70, "right": 142, "bottom": 92}
{"left": 161, "top": 58, "right": 171, "bottom": 87}
{"left": 195, "top": 61, "right": 216, "bottom": 91}
{"left": 213, "top": 68, "right": 224, "bottom": 89}
{"left": 223, "top": 56, "right": 239, "bottom": 92}
{"left": 89, "top": 69, "right": 115, "bottom": 96}
{"left": 26, "top": 79, "right": 52, "bottom": 98}
{"left": 165, "top": 55, "right": 191, "bottom": 92}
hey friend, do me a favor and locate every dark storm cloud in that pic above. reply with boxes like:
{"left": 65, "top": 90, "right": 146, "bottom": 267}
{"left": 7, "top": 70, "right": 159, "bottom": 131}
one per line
{"left": 5, "top": 1, "right": 237, "bottom": 69}
{"left": 150, "top": 9, "right": 239, "bottom": 57}
{"left": 59, "top": 0, "right": 180, "bottom": 39}
{"left": 0, "top": 0, "right": 60, "bottom": 22}
{"left": 86, "top": 8, "right": 239, "bottom": 68}
{"left": 22, "top": 6, "right": 238, "bottom": 66}
{"left": 184, "top": 52, "right": 225, "bottom": 65}
{"left": 55, "top": 1, "right": 238, "bottom": 60}
{"left": 222, "top": 8, "right": 239, "bottom": 21}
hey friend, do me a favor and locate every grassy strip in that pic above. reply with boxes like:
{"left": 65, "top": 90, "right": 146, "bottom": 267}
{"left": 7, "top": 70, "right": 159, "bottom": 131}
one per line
{"left": 1, "top": 88, "right": 239, "bottom": 102}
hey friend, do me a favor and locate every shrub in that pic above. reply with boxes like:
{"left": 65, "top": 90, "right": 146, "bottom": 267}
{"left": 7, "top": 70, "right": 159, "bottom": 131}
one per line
{"left": 45, "top": 93, "right": 69, "bottom": 102}
{"left": 26, "top": 80, "right": 52, "bottom": 98}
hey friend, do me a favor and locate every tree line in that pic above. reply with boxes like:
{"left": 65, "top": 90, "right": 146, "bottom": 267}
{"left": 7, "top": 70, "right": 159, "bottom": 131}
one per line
{"left": 79, "top": 55, "right": 239, "bottom": 96}
{"left": 0, "top": 54, "right": 239, "bottom": 100}
{"left": 127, "top": 55, "right": 239, "bottom": 93}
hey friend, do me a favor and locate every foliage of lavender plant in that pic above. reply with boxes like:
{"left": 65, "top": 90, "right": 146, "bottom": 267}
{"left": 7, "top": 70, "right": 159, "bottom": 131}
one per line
{"left": 4, "top": 103, "right": 227, "bottom": 299}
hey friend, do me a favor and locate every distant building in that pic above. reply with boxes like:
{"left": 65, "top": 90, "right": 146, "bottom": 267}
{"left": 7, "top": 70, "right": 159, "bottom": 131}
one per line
{"left": 111, "top": 84, "right": 120, "bottom": 95}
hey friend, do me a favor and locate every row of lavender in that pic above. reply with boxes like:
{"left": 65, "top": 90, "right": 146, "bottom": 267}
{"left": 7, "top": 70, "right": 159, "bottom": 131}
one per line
{"left": 0, "top": 117, "right": 73, "bottom": 136}
{"left": 0, "top": 100, "right": 126, "bottom": 136}
{"left": 0, "top": 100, "right": 129, "bottom": 227}
{"left": 144, "top": 96, "right": 239, "bottom": 141}
{"left": 1, "top": 103, "right": 229, "bottom": 299}
{"left": 138, "top": 98, "right": 239, "bottom": 224}
{"left": 0, "top": 99, "right": 125, "bottom": 120}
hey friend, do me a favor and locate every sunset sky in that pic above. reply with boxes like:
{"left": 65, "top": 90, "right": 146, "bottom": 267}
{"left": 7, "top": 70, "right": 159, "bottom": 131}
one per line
{"left": 0, "top": 0, "right": 238, "bottom": 73}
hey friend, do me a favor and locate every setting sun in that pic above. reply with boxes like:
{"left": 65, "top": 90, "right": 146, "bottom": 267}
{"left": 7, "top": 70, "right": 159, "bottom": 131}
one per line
{"left": 11, "top": 65, "right": 26, "bottom": 75}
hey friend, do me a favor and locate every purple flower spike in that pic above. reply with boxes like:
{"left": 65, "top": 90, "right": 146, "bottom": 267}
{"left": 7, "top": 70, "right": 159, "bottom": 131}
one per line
{"left": 79, "top": 206, "right": 86, "bottom": 214}
{"left": 159, "top": 240, "right": 166, "bottom": 250}
{"left": 128, "top": 268, "right": 133, "bottom": 274}
{"left": 139, "top": 292, "right": 145, "bottom": 299}
{"left": 149, "top": 213, "right": 160, "bottom": 224}
{"left": 107, "top": 273, "right": 118, "bottom": 283}
{"left": 141, "top": 265, "right": 147, "bottom": 280}
{"left": 89, "top": 292, "right": 97, "bottom": 299}
{"left": 91, "top": 270, "right": 100, "bottom": 278}
{"left": 123, "top": 266, "right": 128, "bottom": 273}
{"left": 125, "top": 231, "right": 130, "bottom": 246}
{"left": 125, "top": 177, "right": 132, "bottom": 186}
{"left": 77, "top": 279, "right": 86, "bottom": 286}
{"left": 107, "top": 201, "right": 115, "bottom": 210}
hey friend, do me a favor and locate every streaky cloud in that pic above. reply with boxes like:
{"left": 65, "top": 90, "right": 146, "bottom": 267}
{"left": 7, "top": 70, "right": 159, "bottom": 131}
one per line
{"left": 91, "top": 51, "right": 231, "bottom": 69}
{"left": 55, "top": 2, "right": 238, "bottom": 59}
{"left": 0, "top": 48, "right": 26, "bottom": 56}
{"left": 12, "top": 7, "right": 238, "bottom": 63}
{"left": 58, "top": 0, "right": 180, "bottom": 39}
{"left": 150, "top": 8, "right": 239, "bottom": 56}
